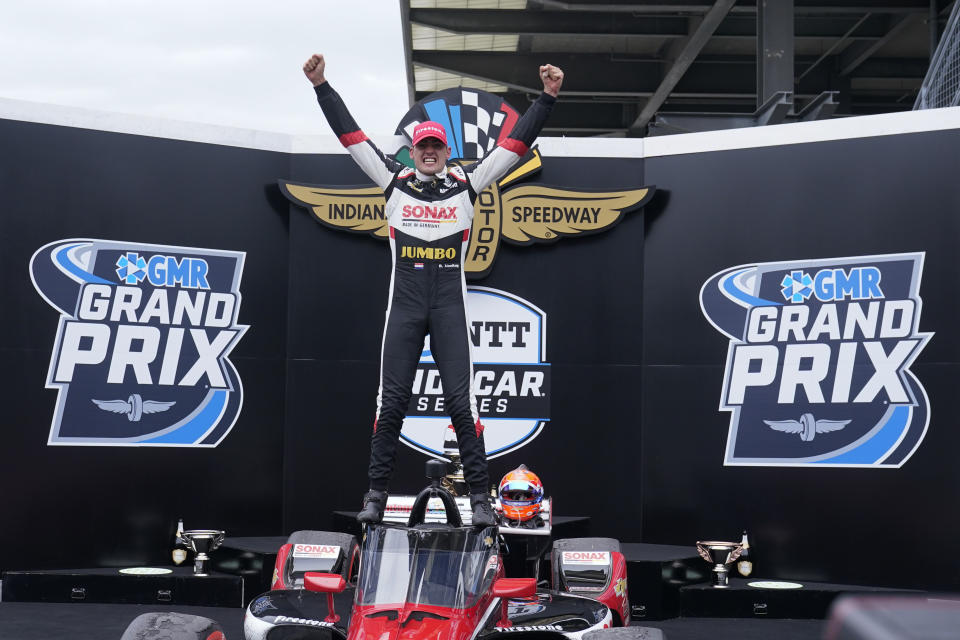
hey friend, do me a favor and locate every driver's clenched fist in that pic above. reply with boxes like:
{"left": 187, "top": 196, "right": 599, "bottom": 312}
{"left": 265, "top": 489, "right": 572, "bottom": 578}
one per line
{"left": 303, "top": 54, "right": 326, "bottom": 87}
{"left": 538, "top": 64, "right": 564, "bottom": 97}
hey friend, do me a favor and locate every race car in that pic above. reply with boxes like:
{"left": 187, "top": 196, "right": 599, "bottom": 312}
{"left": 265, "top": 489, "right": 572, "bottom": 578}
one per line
{"left": 243, "top": 477, "right": 632, "bottom": 640}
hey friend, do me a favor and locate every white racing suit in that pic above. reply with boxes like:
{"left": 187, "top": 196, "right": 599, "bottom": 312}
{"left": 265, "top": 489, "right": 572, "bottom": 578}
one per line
{"left": 314, "top": 81, "right": 556, "bottom": 493}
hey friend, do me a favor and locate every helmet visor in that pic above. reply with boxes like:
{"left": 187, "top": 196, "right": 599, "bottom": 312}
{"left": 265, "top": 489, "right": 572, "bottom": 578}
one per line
{"left": 501, "top": 489, "right": 537, "bottom": 503}
{"left": 499, "top": 479, "right": 542, "bottom": 504}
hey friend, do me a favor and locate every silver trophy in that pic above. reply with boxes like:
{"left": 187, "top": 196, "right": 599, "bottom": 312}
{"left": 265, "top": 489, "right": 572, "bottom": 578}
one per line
{"left": 696, "top": 540, "right": 743, "bottom": 588}
{"left": 440, "top": 424, "right": 468, "bottom": 496}
{"left": 178, "top": 529, "right": 225, "bottom": 576}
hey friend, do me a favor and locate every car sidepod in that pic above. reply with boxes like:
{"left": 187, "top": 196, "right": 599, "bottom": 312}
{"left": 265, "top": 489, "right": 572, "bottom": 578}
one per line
{"left": 551, "top": 539, "right": 629, "bottom": 626}
{"left": 475, "top": 592, "right": 612, "bottom": 640}
{"left": 271, "top": 531, "right": 359, "bottom": 590}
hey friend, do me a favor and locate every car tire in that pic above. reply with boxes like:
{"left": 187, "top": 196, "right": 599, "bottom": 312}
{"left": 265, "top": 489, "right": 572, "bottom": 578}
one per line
{"left": 584, "top": 627, "right": 667, "bottom": 640}
{"left": 120, "top": 612, "right": 224, "bottom": 640}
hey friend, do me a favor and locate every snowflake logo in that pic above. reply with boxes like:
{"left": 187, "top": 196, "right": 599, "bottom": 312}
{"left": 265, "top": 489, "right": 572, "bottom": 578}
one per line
{"left": 116, "top": 252, "right": 147, "bottom": 284}
{"left": 780, "top": 270, "right": 813, "bottom": 303}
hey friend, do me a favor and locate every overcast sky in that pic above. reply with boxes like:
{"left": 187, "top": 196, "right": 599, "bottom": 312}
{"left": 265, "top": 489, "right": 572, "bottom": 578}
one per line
{"left": 1, "top": 0, "right": 411, "bottom": 135}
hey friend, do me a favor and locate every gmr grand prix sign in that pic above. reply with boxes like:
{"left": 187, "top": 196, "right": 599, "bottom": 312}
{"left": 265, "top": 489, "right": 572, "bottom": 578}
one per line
{"left": 30, "top": 239, "right": 247, "bottom": 446}
{"left": 700, "top": 253, "right": 931, "bottom": 468}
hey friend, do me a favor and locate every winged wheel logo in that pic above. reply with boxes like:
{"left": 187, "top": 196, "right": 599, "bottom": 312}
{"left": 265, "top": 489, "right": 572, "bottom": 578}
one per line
{"left": 92, "top": 394, "right": 176, "bottom": 422}
{"left": 280, "top": 87, "right": 654, "bottom": 279}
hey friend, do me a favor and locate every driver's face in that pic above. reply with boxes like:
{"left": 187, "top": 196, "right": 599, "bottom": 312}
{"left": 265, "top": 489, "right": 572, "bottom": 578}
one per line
{"left": 412, "top": 138, "right": 451, "bottom": 175}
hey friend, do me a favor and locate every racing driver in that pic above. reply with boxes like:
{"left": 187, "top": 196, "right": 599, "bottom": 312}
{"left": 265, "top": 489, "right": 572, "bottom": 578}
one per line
{"left": 302, "top": 53, "right": 564, "bottom": 527}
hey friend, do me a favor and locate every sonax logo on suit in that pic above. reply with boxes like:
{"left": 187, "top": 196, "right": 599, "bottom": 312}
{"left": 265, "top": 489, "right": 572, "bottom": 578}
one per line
{"left": 30, "top": 239, "right": 248, "bottom": 446}
{"left": 700, "top": 253, "right": 932, "bottom": 467}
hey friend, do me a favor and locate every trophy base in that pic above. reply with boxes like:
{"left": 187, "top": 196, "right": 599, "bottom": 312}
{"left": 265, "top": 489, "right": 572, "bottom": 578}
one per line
{"left": 194, "top": 554, "right": 211, "bottom": 576}
{"left": 711, "top": 567, "right": 731, "bottom": 588}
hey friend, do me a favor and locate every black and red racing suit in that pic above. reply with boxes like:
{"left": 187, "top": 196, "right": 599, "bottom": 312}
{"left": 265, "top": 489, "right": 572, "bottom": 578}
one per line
{"left": 314, "top": 81, "right": 555, "bottom": 494}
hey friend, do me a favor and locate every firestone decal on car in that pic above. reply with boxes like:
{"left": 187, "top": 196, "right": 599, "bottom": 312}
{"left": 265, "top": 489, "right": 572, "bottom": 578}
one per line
{"left": 274, "top": 616, "right": 335, "bottom": 628}
{"left": 494, "top": 625, "right": 563, "bottom": 632}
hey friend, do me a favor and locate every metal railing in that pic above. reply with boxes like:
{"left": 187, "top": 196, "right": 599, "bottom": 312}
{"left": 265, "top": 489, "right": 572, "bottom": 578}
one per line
{"left": 915, "top": 2, "right": 960, "bottom": 109}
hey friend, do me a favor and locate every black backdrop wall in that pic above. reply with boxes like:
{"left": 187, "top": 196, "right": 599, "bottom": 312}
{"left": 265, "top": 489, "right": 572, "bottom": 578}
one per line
{"left": 1, "top": 112, "right": 958, "bottom": 591}
{"left": 282, "top": 153, "right": 646, "bottom": 537}
{"left": 0, "top": 119, "right": 290, "bottom": 569}
{"left": 641, "top": 129, "right": 960, "bottom": 590}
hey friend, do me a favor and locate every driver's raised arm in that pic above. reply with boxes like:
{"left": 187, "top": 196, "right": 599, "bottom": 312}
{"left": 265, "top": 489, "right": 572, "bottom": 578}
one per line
{"left": 303, "top": 54, "right": 400, "bottom": 190}
{"left": 467, "top": 64, "right": 564, "bottom": 193}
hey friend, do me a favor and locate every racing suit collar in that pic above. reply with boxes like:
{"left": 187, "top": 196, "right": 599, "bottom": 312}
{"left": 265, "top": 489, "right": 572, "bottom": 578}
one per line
{"left": 415, "top": 166, "right": 448, "bottom": 182}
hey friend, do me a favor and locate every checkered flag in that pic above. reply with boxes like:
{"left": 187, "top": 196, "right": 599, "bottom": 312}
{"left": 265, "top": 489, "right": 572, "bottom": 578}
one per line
{"left": 394, "top": 88, "right": 520, "bottom": 161}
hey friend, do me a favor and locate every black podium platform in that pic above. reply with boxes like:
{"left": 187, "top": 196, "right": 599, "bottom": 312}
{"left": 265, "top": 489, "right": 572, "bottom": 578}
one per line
{"left": 1, "top": 567, "right": 243, "bottom": 607}
{"left": 621, "top": 543, "right": 706, "bottom": 620}
{"left": 680, "top": 577, "right": 921, "bottom": 619}
{"left": 212, "top": 535, "right": 287, "bottom": 604}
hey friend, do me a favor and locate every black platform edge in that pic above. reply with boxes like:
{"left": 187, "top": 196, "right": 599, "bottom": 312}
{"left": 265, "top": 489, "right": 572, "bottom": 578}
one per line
{"left": 680, "top": 577, "right": 923, "bottom": 619}
{"left": 621, "top": 542, "right": 706, "bottom": 621}
{"left": 0, "top": 601, "right": 247, "bottom": 640}
{"left": 213, "top": 535, "right": 287, "bottom": 605}
{"left": 824, "top": 593, "right": 960, "bottom": 640}
{"left": 0, "top": 567, "right": 243, "bottom": 608}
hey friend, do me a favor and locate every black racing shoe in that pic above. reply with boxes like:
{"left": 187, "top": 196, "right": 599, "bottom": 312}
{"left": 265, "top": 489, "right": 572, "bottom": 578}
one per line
{"left": 357, "top": 490, "right": 388, "bottom": 525}
{"left": 470, "top": 493, "right": 498, "bottom": 528}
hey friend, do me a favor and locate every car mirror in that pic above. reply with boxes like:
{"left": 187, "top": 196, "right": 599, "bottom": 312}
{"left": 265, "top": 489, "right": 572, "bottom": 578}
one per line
{"left": 492, "top": 578, "right": 536, "bottom": 599}
{"left": 304, "top": 572, "right": 346, "bottom": 593}
{"left": 304, "top": 572, "right": 346, "bottom": 624}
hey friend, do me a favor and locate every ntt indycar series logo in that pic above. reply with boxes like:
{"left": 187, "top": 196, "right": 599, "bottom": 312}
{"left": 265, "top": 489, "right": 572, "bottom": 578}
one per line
{"left": 30, "top": 239, "right": 247, "bottom": 446}
{"left": 400, "top": 286, "right": 549, "bottom": 459}
{"left": 700, "top": 253, "right": 931, "bottom": 468}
